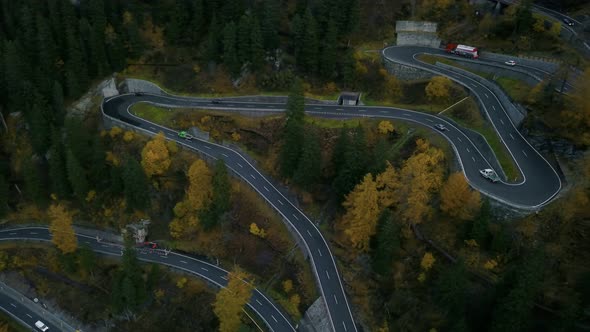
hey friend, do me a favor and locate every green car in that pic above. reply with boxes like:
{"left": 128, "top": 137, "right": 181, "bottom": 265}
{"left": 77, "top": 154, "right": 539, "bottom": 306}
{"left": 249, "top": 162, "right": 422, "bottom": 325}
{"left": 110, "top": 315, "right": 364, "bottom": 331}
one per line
{"left": 178, "top": 131, "right": 192, "bottom": 140}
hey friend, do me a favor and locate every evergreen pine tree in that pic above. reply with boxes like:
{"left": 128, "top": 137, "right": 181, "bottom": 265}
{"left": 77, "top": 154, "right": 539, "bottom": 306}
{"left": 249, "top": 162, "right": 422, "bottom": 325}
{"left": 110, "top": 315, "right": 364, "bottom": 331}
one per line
{"left": 189, "top": 0, "right": 205, "bottom": 44}
{"left": 291, "top": 14, "right": 305, "bottom": 60}
{"left": 89, "top": 136, "right": 108, "bottom": 190}
{"left": 27, "top": 97, "right": 51, "bottom": 155}
{"left": 23, "top": 157, "right": 45, "bottom": 205}
{"left": 332, "top": 126, "right": 349, "bottom": 175}
{"left": 48, "top": 129, "right": 71, "bottom": 199}
{"left": 211, "top": 159, "right": 231, "bottom": 215}
{"left": 333, "top": 124, "right": 368, "bottom": 199}
{"left": 260, "top": 0, "right": 280, "bottom": 51}
{"left": 370, "top": 209, "right": 400, "bottom": 275}
{"left": 299, "top": 9, "right": 319, "bottom": 74}
{"left": 166, "top": 0, "right": 190, "bottom": 44}
{"left": 65, "top": 25, "right": 89, "bottom": 98}
{"left": 250, "top": 18, "right": 265, "bottom": 70}
{"left": 65, "top": 117, "right": 92, "bottom": 166}
{"left": 51, "top": 81, "right": 66, "bottom": 126}
{"left": 319, "top": 19, "right": 338, "bottom": 79}
{"left": 222, "top": 0, "right": 243, "bottom": 23}
{"left": 122, "top": 158, "right": 150, "bottom": 211}
{"left": 237, "top": 14, "right": 252, "bottom": 66}
{"left": 0, "top": 175, "right": 8, "bottom": 218}
{"left": 205, "top": 14, "right": 221, "bottom": 63}
{"left": 66, "top": 149, "right": 89, "bottom": 203}
{"left": 342, "top": 48, "right": 356, "bottom": 88}
{"left": 36, "top": 14, "right": 57, "bottom": 94}
{"left": 279, "top": 79, "right": 305, "bottom": 178}
{"left": 470, "top": 199, "right": 491, "bottom": 246}
{"left": 293, "top": 129, "right": 321, "bottom": 190}
{"left": 222, "top": 22, "right": 240, "bottom": 77}
{"left": 434, "top": 261, "right": 469, "bottom": 315}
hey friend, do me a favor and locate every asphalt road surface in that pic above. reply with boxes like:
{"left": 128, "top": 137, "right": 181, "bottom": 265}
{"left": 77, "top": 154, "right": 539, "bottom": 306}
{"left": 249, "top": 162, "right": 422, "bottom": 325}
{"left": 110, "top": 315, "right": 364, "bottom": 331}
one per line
{"left": 101, "top": 61, "right": 562, "bottom": 329}
{"left": 0, "top": 291, "right": 61, "bottom": 332}
{"left": 0, "top": 227, "right": 296, "bottom": 332}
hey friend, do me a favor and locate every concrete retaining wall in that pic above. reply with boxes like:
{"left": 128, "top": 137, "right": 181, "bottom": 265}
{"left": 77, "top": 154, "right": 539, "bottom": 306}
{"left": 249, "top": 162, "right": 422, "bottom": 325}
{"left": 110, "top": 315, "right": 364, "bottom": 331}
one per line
{"left": 395, "top": 21, "right": 441, "bottom": 48}
{"left": 435, "top": 62, "right": 527, "bottom": 126}
{"left": 396, "top": 20, "right": 438, "bottom": 33}
{"left": 382, "top": 58, "right": 435, "bottom": 80}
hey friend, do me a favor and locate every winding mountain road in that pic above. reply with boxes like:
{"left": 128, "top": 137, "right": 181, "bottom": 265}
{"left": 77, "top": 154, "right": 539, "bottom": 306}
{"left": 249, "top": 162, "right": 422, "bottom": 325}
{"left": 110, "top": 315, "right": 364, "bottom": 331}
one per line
{"left": 99, "top": 45, "right": 563, "bottom": 331}
{"left": 0, "top": 227, "right": 296, "bottom": 332}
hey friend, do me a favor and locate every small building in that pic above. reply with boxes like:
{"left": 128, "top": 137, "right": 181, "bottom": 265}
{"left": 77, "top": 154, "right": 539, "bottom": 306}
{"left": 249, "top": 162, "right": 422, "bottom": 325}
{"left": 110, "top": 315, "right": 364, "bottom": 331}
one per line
{"left": 338, "top": 92, "right": 360, "bottom": 106}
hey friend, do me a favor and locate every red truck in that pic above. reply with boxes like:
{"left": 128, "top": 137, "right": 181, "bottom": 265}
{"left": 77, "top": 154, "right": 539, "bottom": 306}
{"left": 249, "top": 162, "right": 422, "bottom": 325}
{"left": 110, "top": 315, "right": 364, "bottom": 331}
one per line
{"left": 445, "top": 43, "right": 479, "bottom": 59}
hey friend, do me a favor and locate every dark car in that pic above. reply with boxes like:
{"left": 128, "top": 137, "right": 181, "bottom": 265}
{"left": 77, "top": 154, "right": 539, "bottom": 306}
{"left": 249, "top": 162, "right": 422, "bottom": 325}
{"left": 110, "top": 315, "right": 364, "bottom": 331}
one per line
{"left": 211, "top": 99, "right": 222, "bottom": 104}
{"left": 563, "top": 18, "right": 574, "bottom": 26}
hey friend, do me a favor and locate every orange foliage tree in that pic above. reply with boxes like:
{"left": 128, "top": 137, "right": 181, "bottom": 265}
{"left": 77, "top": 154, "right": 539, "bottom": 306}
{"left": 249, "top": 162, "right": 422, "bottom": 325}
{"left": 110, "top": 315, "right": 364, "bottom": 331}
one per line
{"left": 440, "top": 172, "right": 481, "bottom": 220}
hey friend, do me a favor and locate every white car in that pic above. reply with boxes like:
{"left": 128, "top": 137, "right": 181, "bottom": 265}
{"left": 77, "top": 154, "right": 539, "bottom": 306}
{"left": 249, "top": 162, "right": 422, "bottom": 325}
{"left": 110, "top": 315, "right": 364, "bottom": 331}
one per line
{"left": 479, "top": 169, "right": 500, "bottom": 182}
{"left": 35, "top": 321, "right": 49, "bottom": 331}
{"left": 505, "top": 60, "right": 516, "bottom": 66}
{"left": 434, "top": 124, "right": 448, "bottom": 131}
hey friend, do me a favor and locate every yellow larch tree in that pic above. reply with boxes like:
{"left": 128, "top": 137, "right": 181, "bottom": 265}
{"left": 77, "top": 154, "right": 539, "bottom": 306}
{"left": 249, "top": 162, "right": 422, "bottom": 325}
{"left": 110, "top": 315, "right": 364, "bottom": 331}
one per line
{"left": 397, "top": 139, "right": 445, "bottom": 225}
{"left": 421, "top": 252, "right": 436, "bottom": 271}
{"left": 141, "top": 132, "right": 171, "bottom": 178}
{"left": 375, "top": 161, "right": 400, "bottom": 209}
{"left": 440, "top": 172, "right": 481, "bottom": 220}
{"left": 425, "top": 76, "right": 452, "bottom": 102}
{"left": 48, "top": 203, "right": 77, "bottom": 254}
{"left": 341, "top": 173, "right": 380, "bottom": 252}
{"left": 213, "top": 268, "right": 254, "bottom": 332}
{"left": 169, "top": 159, "right": 213, "bottom": 239}
{"left": 378, "top": 121, "right": 395, "bottom": 135}
{"left": 186, "top": 159, "right": 212, "bottom": 209}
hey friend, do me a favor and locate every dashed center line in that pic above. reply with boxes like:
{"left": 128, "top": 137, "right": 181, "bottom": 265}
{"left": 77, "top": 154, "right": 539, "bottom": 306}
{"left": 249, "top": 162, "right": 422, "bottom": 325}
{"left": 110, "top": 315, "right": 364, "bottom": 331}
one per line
{"left": 426, "top": 119, "right": 434, "bottom": 123}
{"left": 264, "top": 186, "right": 270, "bottom": 192}
{"left": 379, "top": 110, "right": 387, "bottom": 113}
{"left": 472, "top": 157, "right": 476, "bottom": 162}
{"left": 201, "top": 267, "right": 209, "bottom": 272}
{"left": 237, "top": 163, "right": 243, "bottom": 168}
{"left": 509, "top": 133, "right": 515, "bottom": 140}
{"left": 10, "top": 303, "right": 16, "bottom": 308}
{"left": 278, "top": 200, "right": 284, "bottom": 206}
{"left": 485, "top": 93, "right": 489, "bottom": 98}
{"left": 333, "top": 294, "right": 339, "bottom": 304}
{"left": 29, "top": 232, "right": 37, "bottom": 235}
{"left": 256, "top": 299, "right": 263, "bottom": 306}
{"left": 221, "top": 276, "right": 228, "bottom": 280}
{"left": 221, "top": 153, "right": 229, "bottom": 157}
{"left": 336, "top": 108, "right": 344, "bottom": 111}
{"left": 500, "top": 119, "right": 505, "bottom": 125}
{"left": 403, "top": 113, "right": 412, "bottom": 117}
{"left": 457, "top": 137, "right": 462, "bottom": 142}
{"left": 343, "top": 321, "right": 348, "bottom": 331}
{"left": 522, "top": 150, "right": 528, "bottom": 157}
{"left": 26, "top": 314, "right": 32, "bottom": 318}
{"left": 180, "top": 260, "right": 187, "bottom": 264}
{"left": 318, "top": 249, "right": 322, "bottom": 257}
{"left": 359, "top": 109, "right": 366, "bottom": 112}
{"left": 292, "top": 214, "right": 299, "bottom": 221}
{"left": 492, "top": 106, "right": 496, "bottom": 111}
{"left": 272, "top": 315, "right": 278, "bottom": 323}
{"left": 306, "top": 230, "right": 313, "bottom": 237}
{"left": 325, "top": 270, "right": 330, "bottom": 280}
{"left": 250, "top": 174, "right": 256, "bottom": 179}
{"left": 466, "top": 148, "right": 470, "bottom": 153}
{"left": 204, "top": 146, "right": 211, "bottom": 150}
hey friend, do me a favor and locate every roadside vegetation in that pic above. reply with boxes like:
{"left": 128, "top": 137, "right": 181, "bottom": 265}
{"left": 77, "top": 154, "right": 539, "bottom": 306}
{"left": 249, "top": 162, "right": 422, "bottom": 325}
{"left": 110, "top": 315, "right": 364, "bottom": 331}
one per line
{"left": 1, "top": 0, "right": 590, "bottom": 331}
